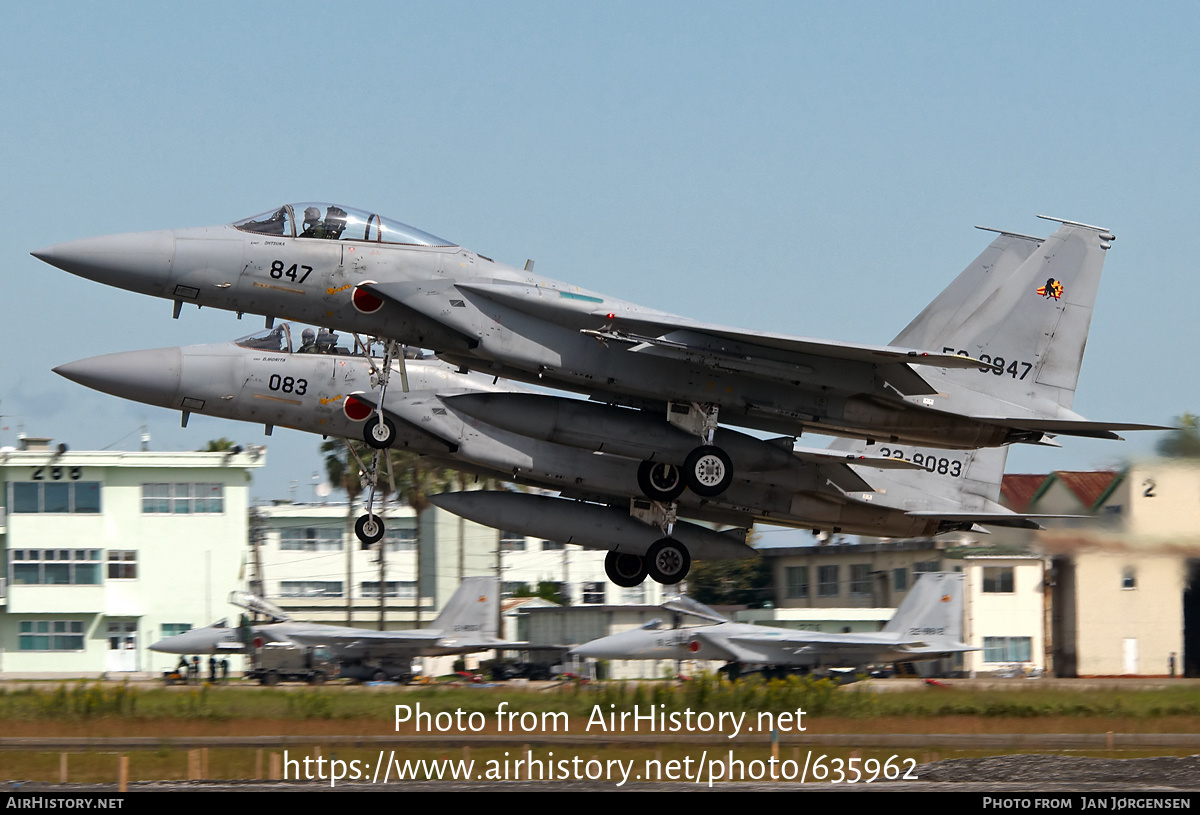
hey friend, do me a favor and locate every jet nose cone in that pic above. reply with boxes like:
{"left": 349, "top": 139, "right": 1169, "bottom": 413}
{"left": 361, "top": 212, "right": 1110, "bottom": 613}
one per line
{"left": 54, "top": 348, "right": 183, "bottom": 407}
{"left": 33, "top": 230, "right": 174, "bottom": 295}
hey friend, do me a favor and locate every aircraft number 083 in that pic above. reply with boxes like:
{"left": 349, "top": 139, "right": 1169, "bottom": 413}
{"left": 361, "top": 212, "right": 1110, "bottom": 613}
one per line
{"left": 269, "top": 260, "right": 313, "bottom": 283}
{"left": 268, "top": 375, "right": 307, "bottom": 395}
{"left": 877, "top": 447, "right": 962, "bottom": 477}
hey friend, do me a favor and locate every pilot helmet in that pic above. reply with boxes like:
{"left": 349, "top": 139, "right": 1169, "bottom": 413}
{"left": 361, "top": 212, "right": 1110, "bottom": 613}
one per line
{"left": 303, "top": 206, "right": 321, "bottom": 223}
{"left": 302, "top": 328, "right": 316, "bottom": 343}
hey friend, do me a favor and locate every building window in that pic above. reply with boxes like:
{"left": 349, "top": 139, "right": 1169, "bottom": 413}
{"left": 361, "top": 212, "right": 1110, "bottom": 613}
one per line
{"left": 10, "top": 481, "right": 101, "bottom": 514}
{"left": 582, "top": 582, "right": 605, "bottom": 604}
{"left": 541, "top": 539, "right": 565, "bottom": 551}
{"left": 502, "top": 581, "right": 528, "bottom": 596}
{"left": 817, "top": 565, "right": 839, "bottom": 598}
{"left": 280, "top": 527, "right": 343, "bottom": 551}
{"left": 913, "top": 560, "right": 939, "bottom": 573}
{"left": 1122, "top": 568, "right": 1136, "bottom": 590}
{"left": 499, "top": 531, "right": 526, "bottom": 551}
{"left": 893, "top": 568, "right": 908, "bottom": 592}
{"left": 385, "top": 527, "right": 417, "bottom": 552}
{"left": 983, "top": 567, "right": 1014, "bottom": 593}
{"left": 279, "top": 581, "right": 343, "bottom": 598}
{"left": 161, "top": 623, "right": 192, "bottom": 639}
{"left": 107, "top": 551, "right": 137, "bottom": 580}
{"left": 622, "top": 584, "right": 646, "bottom": 603}
{"left": 849, "top": 564, "right": 872, "bottom": 596}
{"left": 9, "top": 550, "right": 102, "bottom": 585}
{"left": 141, "top": 483, "right": 224, "bottom": 514}
{"left": 982, "top": 636, "right": 1032, "bottom": 663}
{"left": 19, "top": 620, "right": 85, "bottom": 651}
{"left": 361, "top": 581, "right": 416, "bottom": 598}
{"left": 785, "top": 566, "right": 809, "bottom": 599}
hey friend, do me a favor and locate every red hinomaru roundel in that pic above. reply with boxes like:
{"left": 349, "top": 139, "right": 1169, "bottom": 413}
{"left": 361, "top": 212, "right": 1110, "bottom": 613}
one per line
{"left": 352, "top": 281, "right": 385, "bottom": 314}
{"left": 343, "top": 395, "right": 373, "bottom": 422}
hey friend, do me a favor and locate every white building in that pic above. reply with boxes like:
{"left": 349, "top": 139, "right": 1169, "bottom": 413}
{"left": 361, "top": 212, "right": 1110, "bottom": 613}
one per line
{"left": 252, "top": 499, "right": 669, "bottom": 629}
{"left": 0, "top": 437, "right": 263, "bottom": 677}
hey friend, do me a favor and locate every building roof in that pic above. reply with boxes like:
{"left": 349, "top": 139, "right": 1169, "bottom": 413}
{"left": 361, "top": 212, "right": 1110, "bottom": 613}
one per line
{"left": 1001, "top": 470, "right": 1123, "bottom": 513}
{"left": 1000, "top": 474, "right": 1051, "bottom": 513}
{"left": 1053, "top": 471, "right": 1122, "bottom": 510}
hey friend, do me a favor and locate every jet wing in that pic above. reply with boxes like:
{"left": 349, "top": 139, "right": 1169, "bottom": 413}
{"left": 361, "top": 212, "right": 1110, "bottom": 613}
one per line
{"left": 281, "top": 625, "right": 443, "bottom": 647}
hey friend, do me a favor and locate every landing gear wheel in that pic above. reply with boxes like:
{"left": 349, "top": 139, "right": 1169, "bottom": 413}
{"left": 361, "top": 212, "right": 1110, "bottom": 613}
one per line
{"left": 683, "top": 445, "right": 733, "bottom": 498}
{"left": 645, "top": 537, "right": 691, "bottom": 585}
{"left": 605, "top": 551, "right": 649, "bottom": 588}
{"left": 355, "top": 514, "right": 386, "bottom": 545}
{"left": 636, "top": 460, "right": 685, "bottom": 501}
{"left": 363, "top": 415, "right": 397, "bottom": 449}
{"left": 371, "top": 669, "right": 388, "bottom": 682}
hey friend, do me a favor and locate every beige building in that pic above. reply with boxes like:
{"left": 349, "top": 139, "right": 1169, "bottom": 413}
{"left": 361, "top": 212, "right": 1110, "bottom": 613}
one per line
{"left": 961, "top": 555, "right": 1046, "bottom": 675}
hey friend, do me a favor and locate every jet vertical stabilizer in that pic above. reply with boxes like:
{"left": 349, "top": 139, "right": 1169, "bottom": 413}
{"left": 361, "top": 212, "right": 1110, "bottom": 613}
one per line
{"left": 881, "top": 571, "right": 966, "bottom": 645}
{"left": 900, "top": 219, "right": 1112, "bottom": 417}
{"left": 428, "top": 576, "right": 500, "bottom": 638}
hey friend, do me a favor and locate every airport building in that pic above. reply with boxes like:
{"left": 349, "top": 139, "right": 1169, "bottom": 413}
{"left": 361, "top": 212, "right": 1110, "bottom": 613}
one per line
{"left": 252, "top": 499, "right": 668, "bottom": 628}
{"left": 0, "top": 437, "right": 263, "bottom": 677}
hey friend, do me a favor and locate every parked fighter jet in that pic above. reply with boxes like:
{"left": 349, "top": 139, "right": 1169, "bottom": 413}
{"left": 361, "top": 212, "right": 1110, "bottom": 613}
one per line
{"left": 57, "top": 325, "right": 1062, "bottom": 587}
{"left": 32, "top": 207, "right": 1164, "bottom": 499}
{"left": 569, "top": 572, "right": 975, "bottom": 676}
{"left": 149, "top": 577, "right": 520, "bottom": 682}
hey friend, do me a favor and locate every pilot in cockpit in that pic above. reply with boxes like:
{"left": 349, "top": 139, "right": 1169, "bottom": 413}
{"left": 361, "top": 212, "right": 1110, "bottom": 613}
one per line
{"left": 297, "top": 328, "right": 318, "bottom": 353}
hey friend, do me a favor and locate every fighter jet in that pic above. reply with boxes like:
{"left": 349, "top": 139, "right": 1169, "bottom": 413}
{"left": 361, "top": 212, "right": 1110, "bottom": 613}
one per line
{"left": 149, "top": 576, "right": 521, "bottom": 682}
{"left": 569, "top": 572, "right": 975, "bottom": 677}
{"left": 57, "top": 324, "right": 1065, "bottom": 587}
{"left": 32, "top": 206, "right": 1164, "bottom": 500}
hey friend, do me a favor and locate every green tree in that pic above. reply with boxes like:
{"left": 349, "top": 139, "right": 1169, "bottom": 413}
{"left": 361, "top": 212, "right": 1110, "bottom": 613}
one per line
{"left": 199, "top": 438, "right": 238, "bottom": 452}
{"left": 512, "top": 580, "right": 567, "bottom": 605}
{"left": 687, "top": 557, "right": 774, "bottom": 608}
{"left": 1157, "top": 414, "right": 1200, "bottom": 457}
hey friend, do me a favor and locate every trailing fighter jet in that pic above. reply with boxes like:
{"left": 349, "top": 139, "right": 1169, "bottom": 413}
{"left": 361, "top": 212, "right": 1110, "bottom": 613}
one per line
{"left": 149, "top": 576, "right": 520, "bottom": 682}
{"left": 32, "top": 207, "right": 1164, "bottom": 500}
{"left": 57, "top": 325, "right": 1064, "bottom": 587}
{"left": 569, "top": 572, "right": 976, "bottom": 677}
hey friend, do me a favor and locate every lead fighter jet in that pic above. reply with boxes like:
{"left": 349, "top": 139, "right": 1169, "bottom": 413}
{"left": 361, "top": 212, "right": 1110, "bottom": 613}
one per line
{"left": 58, "top": 324, "right": 1067, "bottom": 587}
{"left": 33, "top": 207, "right": 1164, "bottom": 500}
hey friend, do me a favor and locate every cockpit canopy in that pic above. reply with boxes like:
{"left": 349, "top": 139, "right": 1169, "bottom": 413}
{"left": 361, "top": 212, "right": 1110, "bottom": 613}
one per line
{"left": 233, "top": 203, "right": 455, "bottom": 247}
{"left": 234, "top": 322, "right": 433, "bottom": 360}
{"left": 235, "top": 323, "right": 355, "bottom": 355}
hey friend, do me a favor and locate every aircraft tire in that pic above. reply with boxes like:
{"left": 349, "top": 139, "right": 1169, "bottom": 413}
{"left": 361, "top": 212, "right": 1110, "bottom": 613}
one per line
{"left": 371, "top": 669, "right": 388, "bottom": 682}
{"left": 605, "top": 551, "right": 648, "bottom": 588}
{"left": 355, "top": 514, "right": 386, "bottom": 545}
{"left": 364, "top": 415, "right": 397, "bottom": 449}
{"left": 645, "top": 537, "right": 691, "bottom": 585}
{"left": 636, "top": 460, "right": 686, "bottom": 501}
{"left": 683, "top": 445, "right": 733, "bottom": 497}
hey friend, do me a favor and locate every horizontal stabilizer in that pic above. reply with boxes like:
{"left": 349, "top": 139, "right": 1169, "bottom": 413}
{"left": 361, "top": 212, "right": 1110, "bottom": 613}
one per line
{"left": 904, "top": 511, "right": 1090, "bottom": 530}
{"left": 977, "top": 416, "right": 1173, "bottom": 441}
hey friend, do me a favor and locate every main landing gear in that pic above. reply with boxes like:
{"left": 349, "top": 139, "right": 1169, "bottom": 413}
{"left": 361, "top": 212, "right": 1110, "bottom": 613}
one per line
{"left": 635, "top": 402, "right": 734, "bottom": 503}
{"left": 604, "top": 501, "right": 693, "bottom": 588}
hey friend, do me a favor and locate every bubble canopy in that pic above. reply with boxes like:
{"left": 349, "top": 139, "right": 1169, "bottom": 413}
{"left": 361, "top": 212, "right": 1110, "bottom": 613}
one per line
{"left": 233, "top": 203, "right": 455, "bottom": 247}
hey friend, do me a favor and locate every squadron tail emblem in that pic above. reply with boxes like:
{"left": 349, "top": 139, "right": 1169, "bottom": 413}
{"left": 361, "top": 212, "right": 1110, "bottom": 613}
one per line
{"left": 1036, "top": 278, "right": 1064, "bottom": 300}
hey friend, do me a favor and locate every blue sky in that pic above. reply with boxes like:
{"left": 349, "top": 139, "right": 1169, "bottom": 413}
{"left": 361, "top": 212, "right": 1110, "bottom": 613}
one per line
{"left": 2, "top": 2, "right": 1195, "bottom": 529}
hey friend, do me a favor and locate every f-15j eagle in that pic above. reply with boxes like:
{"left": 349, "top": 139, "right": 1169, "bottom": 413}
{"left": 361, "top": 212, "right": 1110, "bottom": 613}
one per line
{"left": 34, "top": 208, "right": 1164, "bottom": 502}
{"left": 569, "top": 572, "right": 976, "bottom": 677}
{"left": 150, "top": 576, "right": 521, "bottom": 682}
{"left": 57, "top": 325, "right": 1066, "bottom": 588}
